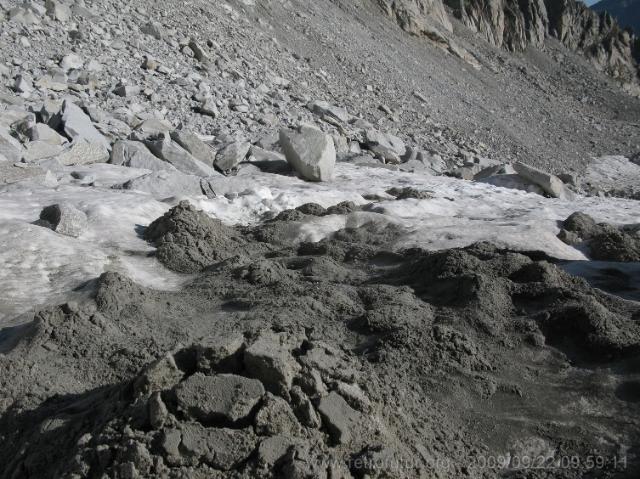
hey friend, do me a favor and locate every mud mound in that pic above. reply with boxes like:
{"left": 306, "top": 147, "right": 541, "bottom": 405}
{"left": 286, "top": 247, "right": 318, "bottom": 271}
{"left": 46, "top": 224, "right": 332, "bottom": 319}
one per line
{"left": 144, "top": 201, "right": 249, "bottom": 273}
{"left": 400, "top": 243, "right": 640, "bottom": 362}
{"left": 558, "top": 212, "right": 640, "bottom": 262}
{"left": 0, "top": 332, "right": 400, "bottom": 479}
{"left": 2, "top": 212, "right": 640, "bottom": 478}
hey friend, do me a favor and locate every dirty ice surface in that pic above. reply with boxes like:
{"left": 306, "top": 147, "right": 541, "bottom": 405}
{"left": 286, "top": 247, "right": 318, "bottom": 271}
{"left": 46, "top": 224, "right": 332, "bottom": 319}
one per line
{"left": 1, "top": 161, "right": 638, "bottom": 325}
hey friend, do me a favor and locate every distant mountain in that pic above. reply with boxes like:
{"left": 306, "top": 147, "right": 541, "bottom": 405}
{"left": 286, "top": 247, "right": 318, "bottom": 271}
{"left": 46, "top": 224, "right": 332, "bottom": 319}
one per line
{"left": 592, "top": 0, "right": 640, "bottom": 34}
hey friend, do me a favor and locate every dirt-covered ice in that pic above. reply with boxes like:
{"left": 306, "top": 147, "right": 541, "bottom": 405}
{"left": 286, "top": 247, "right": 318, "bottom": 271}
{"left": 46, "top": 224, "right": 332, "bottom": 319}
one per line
{"left": 1, "top": 201, "right": 639, "bottom": 478}
{"left": 2, "top": 162, "right": 639, "bottom": 324}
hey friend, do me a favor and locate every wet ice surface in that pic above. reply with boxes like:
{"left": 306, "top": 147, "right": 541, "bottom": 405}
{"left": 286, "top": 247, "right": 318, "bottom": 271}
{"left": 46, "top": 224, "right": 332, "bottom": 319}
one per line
{"left": 1, "top": 161, "right": 639, "bottom": 325}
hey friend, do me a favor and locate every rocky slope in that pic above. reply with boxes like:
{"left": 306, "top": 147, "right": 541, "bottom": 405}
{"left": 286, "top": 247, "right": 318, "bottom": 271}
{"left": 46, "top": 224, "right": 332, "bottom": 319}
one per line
{"left": 382, "top": 0, "right": 640, "bottom": 93}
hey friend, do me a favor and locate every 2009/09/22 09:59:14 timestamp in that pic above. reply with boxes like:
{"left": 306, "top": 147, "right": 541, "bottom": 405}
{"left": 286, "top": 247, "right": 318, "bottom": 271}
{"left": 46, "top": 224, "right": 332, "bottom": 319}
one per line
{"left": 463, "top": 454, "right": 629, "bottom": 471}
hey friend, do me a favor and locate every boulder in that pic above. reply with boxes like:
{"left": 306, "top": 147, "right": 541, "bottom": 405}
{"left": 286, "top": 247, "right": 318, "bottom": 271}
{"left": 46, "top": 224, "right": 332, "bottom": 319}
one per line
{"left": 279, "top": 124, "right": 335, "bottom": 181}
{"left": 110, "top": 140, "right": 177, "bottom": 172}
{"left": 56, "top": 100, "right": 110, "bottom": 151}
{"left": 145, "top": 134, "right": 218, "bottom": 177}
{"left": 28, "top": 124, "right": 67, "bottom": 145}
{"left": 364, "top": 129, "right": 406, "bottom": 163}
{"left": 513, "top": 161, "right": 575, "bottom": 200}
{"left": 170, "top": 130, "right": 215, "bottom": 166}
{"left": 0, "top": 127, "right": 23, "bottom": 162}
{"left": 214, "top": 141, "right": 251, "bottom": 173}
{"left": 119, "top": 170, "right": 216, "bottom": 199}
{"left": 56, "top": 141, "right": 109, "bottom": 166}
{"left": 39, "top": 203, "right": 88, "bottom": 238}
{"left": 307, "top": 100, "right": 350, "bottom": 123}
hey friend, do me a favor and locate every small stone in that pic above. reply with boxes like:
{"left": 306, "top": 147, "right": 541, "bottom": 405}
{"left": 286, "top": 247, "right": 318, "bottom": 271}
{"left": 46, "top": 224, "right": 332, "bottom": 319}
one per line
{"left": 60, "top": 53, "right": 83, "bottom": 71}
{"left": 198, "top": 99, "right": 219, "bottom": 118}
{"left": 148, "top": 392, "right": 168, "bottom": 429}
{"left": 141, "top": 21, "right": 165, "bottom": 40}
{"left": 114, "top": 83, "right": 141, "bottom": 97}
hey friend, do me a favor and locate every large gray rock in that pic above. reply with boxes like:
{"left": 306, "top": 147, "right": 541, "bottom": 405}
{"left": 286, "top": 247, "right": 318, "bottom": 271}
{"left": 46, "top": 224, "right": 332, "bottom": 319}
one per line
{"left": 145, "top": 134, "right": 218, "bottom": 177}
{"left": 0, "top": 127, "right": 23, "bottom": 162}
{"left": 364, "top": 129, "right": 406, "bottom": 163}
{"left": 214, "top": 141, "right": 251, "bottom": 173}
{"left": 174, "top": 373, "right": 265, "bottom": 423}
{"left": 307, "top": 100, "right": 350, "bottom": 123}
{"left": 56, "top": 100, "right": 110, "bottom": 152}
{"left": 39, "top": 203, "right": 88, "bottom": 238}
{"left": 119, "top": 170, "right": 217, "bottom": 199}
{"left": 513, "top": 161, "right": 575, "bottom": 200}
{"left": 28, "top": 124, "right": 66, "bottom": 145}
{"left": 129, "top": 118, "right": 172, "bottom": 142}
{"left": 279, "top": 125, "right": 335, "bottom": 182}
{"left": 170, "top": 130, "right": 215, "bottom": 166}
{"left": 110, "top": 140, "right": 177, "bottom": 172}
{"left": 56, "top": 141, "right": 109, "bottom": 166}
{"left": 23, "top": 141, "right": 65, "bottom": 162}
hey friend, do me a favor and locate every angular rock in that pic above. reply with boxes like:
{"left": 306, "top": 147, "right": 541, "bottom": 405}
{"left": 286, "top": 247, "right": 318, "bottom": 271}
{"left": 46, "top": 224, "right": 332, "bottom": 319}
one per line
{"left": 174, "top": 373, "right": 265, "bottom": 423}
{"left": 129, "top": 118, "right": 173, "bottom": 142}
{"left": 513, "top": 161, "right": 575, "bottom": 200}
{"left": 56, "top": 141, "right": 109, "bottom": 166}
{"left": 39, "top": 203, "right": 88, "bottom": 238}
{"left": 364, "top": 129, "right": 406, "bottom": 163}
{"left": 113, "top": 83, "right": 140, "bottom": 97}
{"left": 214, "top": 141, "right": 251, "bottom": 173}
{"left": 0, "top": 128, "right": 23, "bottom": 162}
{"left": 119, "top": 170, "right": 214, "bottom": 199}
{"left": 170, "top": 130, "right": 215, "bottom": 166}
{"left": 56, "top": 100, "right": 111, "bottom": 151}
{"left": 45, "top": 0, "right": 72, "bottom": 22}
{"left": 110, "top": 140, "right": 177, "bottom": 172}
{"left": 279, "top": 124, "right": 336, "bottom": 182}
{"left": 307, "top": 100, "right": 350, "bottom": 123}
{"left": 247, "top": 145, "right": 290, "bottom": 174}
{"left": 141, "top": 21, "right": 165, "bottom": 40}
{"left": 60, "top": 53, "right": 83, "bottom": 71}
{"left": 28, "top": 124, "right": 66, "bottom": 145}
{"left": 198, "top": 99, "right": 219, "bottom": 118}
{"left": 24, "top": 141, "right": 65, "bottom": 162}
{"left": 145, "top": 134, "right": 218, "bottom": 177}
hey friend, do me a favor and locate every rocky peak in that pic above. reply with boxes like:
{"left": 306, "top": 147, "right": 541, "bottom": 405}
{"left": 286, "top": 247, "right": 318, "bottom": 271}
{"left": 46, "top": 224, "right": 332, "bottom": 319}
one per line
{"left": 377, "top": 0, "right": 640, "bottom": 93}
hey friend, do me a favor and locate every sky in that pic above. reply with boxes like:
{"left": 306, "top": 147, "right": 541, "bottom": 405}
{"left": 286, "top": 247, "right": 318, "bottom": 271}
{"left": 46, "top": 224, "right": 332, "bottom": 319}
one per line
{"left": 582, "top": 0, "right": 600, "bottom": 5}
